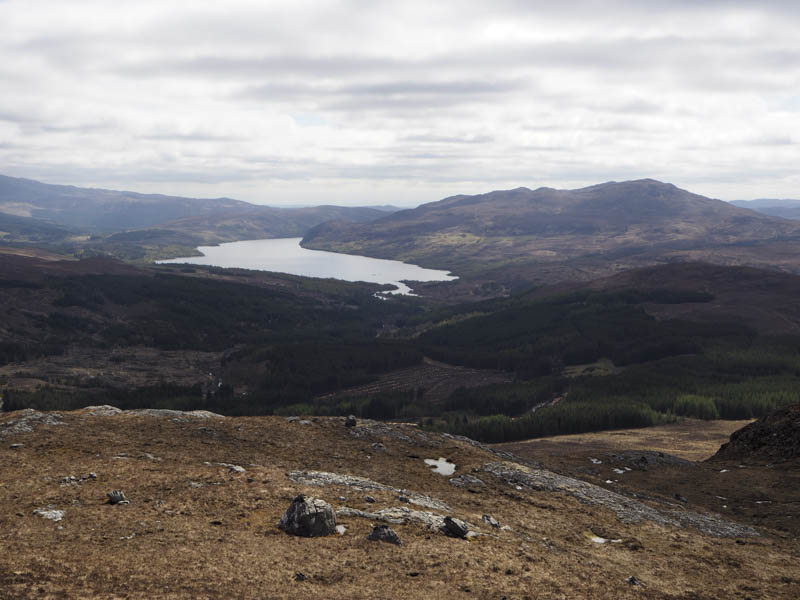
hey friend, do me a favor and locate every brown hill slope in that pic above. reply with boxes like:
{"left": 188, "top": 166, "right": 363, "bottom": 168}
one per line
{"left": 303, "top": 179, "right": 800, "bottom": 292}
{"left": 1, "top": 408, "right": 798, "bottom": 599}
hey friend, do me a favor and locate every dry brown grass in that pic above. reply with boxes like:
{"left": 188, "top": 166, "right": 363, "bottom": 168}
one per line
{"left": 1, "top": 411, "right": 798, "bottom": 599}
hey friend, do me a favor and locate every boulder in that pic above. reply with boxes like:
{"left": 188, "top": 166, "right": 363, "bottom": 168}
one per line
{"left": 443, "top": 516, "right": 470, "bottom": 538}
{"left": 367, "top": 525, "right": 402, "bottom": 545}
{"left": 345, "top": 415, "right": 357, "bottom": 427}
{"left": 278, "top": 494, "right": 336, "bottom": 537}
{"left": 107, "top": 490, "right": 130, "bottom": 505}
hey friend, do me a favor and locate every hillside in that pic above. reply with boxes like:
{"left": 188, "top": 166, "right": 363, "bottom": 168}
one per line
{"left": 303, "top": 179, "right": 800, "bottom": 291}
{"left": 0, "top": 174, "right": 397, "bottom": 261}
{"left": 0, "top": 174, "right": 253, "bottom": 233}
{"left": 1, "top": 407, "right": 798, "bottom": 599}
{"left": 731, "top": 199, "right": 800, "bottom": 220}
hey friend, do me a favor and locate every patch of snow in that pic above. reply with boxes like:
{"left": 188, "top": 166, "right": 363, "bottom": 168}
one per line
{"left": 424, "top": 457, "right": 456, "bottom": 476}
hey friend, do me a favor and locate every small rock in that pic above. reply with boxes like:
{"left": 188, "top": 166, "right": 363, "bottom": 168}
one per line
{"left": 371, "top": 442, "right": 386, "bottom": 452}
{"left": 33, "top": 508, "right": 65, "bottom": 522}
{"left": 88, "top": 472, "right": 97, "bottom": 480}
{"left": 287, "top": 416, "right": 300, "bottom": 422}
{"left": 481, "top": 514, "right": 500, "bottom": 528}
{"left": 345, "top": 415, "right": 357, "bottom": 427}
{"left": 364, "top": 495, "right": 376, "bottom": 503}
{"left": 443, "top": 516, "right": 470, "bottom": 539}
{"left": 294, "top": 572, "right": 308, "bottom": 582}
{"left": 298, "top": 420, "right": 313, "bottom": 425}
{"left": 449, "top": 474, "right": 485, "bottom": 489}
{"left": 367, "top": 524, "right": 402, "bottom": 545}
{"left": 107, "top": 490, "right": 130, "bottom": 505}
{"left": 9, "top": 443, "right": 23, "bottom": 449}
{"left": 278, "top": 494, "right": 336, "bottom": 537}
{"left": 397, "top": 495, "right": 410, "bottom": 503}
{"left": 674, "top": 493, "right": 688, "bottom": 503}
{"left": 626, "top": 576, "right": 643, "bottom": 586}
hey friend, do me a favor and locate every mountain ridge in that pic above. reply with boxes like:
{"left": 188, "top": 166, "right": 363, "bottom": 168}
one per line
{"left": 302, "top": 179, "right": 800, "bottom": 293}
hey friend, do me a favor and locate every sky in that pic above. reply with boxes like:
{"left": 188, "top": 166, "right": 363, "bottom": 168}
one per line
{"left": 0, "top": 0, "right": 798, "bottom": 206}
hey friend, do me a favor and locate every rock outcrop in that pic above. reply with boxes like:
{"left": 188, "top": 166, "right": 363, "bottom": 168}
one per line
{"left": 278, "top": 494, "right": 337, "bottom": 537}
{"left": 712, "top": 404, "right": 800, "bottom": 463}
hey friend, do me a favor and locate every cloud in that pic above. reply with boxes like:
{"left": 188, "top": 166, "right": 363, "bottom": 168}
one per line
{"left": 0, "top": 0, "right": 798, "bottom": 204}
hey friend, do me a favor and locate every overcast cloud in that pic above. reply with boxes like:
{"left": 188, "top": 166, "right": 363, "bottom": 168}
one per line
{"left": 0, "top": 0, "right": 798, "bottom": 205}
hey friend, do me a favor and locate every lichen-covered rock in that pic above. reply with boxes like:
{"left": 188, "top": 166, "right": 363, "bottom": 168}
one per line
{"left": 449, "top": 474, "right": 485, "bottom": 489}
{"left": 278, "top": 494, "right": 336, "bottom": 537}
{"left": 443, "top": 516, "right": 470, "bottom": 538}
{"left": 367, "top": 525, "right": 402, "bottom": 545}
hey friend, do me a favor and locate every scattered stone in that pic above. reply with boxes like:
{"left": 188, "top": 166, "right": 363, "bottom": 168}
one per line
{"left": 483, "top": 461, "right": 759, "bottom": 537}
{"left": 288, "top": 470, "right": 450, "bottom": 511}
{"left": 610, "top": 450, "right": 692, "bottom": 471}
{"left": 33, "top": 508, "right": 65, "bottom": 522}
{"left": 397, "top": 495, "right": 410, "bottom": 503}
{"left": 365, "top": 495, "right": 376, "bottom": 503}
{"left": 287, "top": 416, "right": 300, "bottom": 423}
{"left": 88, "top": 472, "right": 97, "bottom": 479}
{"left": 443, "top": 516, "right": 470, "bottom": 539}
{"left": 0, "top": 409, "right": 63, "bottom": 440}
{"left": 129, "top": 408, "right": 223, "bottom": 420}
{"left": 449, "top": 474, "right": 485, "bottom": 489}
{"left": 278, "top": 494, "right": 337, "bottom": 537}
{"left": 9, "top": 443, "right": 23, "bottom": 449}
{"left": 371, "top": 442, "right": 386, "bottom": 452}
{"left": 294, "top": 572, "right": 308, "bottom": 582}
{"left": 82, "top": 405, "right": 122, "bottom": 416}
{"left": 205, "top": 461, "right": 245, "bottom": 473}
{"left": 345, "top": 415, "right": 357, "bottom": 427}
{"left": 298, "top": 420, "right": 313, "bottom": 425}
{"left": 481, "top": 514, "right": 500, "bottom": 528}
{"left": 107, "top": 490, "right": 130, "bottom": 505}
{"left": 626, "top": 576, "right": 643, "bottom": 586}
{"left": 367, "top": 524, "right": 402, "bottom": 545}
{"left": 675, "top": 493, "right": 689, "bottom": 503}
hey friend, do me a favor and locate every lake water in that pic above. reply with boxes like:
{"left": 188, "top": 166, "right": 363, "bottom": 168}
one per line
{"left": 157, "top": 237, "right": 457, "bottom": 296}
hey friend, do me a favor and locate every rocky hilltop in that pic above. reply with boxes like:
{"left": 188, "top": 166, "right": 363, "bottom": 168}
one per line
{"left": 1, "top": 407, "right": 798, "bottom": 599}
{"left": 713, "top": 404, "right": 800, "bottom": 463}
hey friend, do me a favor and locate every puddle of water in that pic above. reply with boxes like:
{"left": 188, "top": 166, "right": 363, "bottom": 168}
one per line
{"left": 335, "top": 525, "right": 347, "bottom": 535}
{"left": 424, "top": 457, "right": 456, "bottom": 476}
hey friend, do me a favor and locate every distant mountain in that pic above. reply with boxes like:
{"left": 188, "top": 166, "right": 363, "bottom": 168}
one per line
{"left": 303, "top": 179, "right": 800, "bottom": 289}
{"left": 730, "top": 199, "right": 800, "bottom": 220}
{"left": 0, "top": 174, "right": 255, "bottom": 232}
{"left": 0, "top": 174, "right": 399, "bottom": 260}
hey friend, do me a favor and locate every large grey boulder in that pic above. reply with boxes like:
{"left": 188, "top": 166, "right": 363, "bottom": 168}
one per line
{"left": 278, "top": 494, "right": 337, "bottom": 537}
